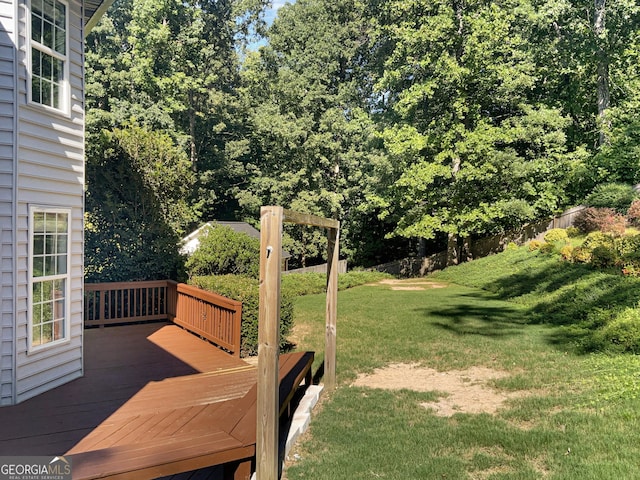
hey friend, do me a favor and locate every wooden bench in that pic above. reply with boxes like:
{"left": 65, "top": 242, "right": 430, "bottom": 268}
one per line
{"left": 67, "top": 351, "right": 314, "bottom": 480}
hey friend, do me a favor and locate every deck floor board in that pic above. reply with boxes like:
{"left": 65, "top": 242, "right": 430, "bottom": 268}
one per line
{"left": 0, "top": 322, "right": 250, "bottom": 456}
{"left": 0, "top": 321, "right": 314, "bottom": 480}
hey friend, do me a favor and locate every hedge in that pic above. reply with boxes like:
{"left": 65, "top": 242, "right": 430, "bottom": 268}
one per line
{"left": 190, "top": 274, "right": 294, "bottom": 357}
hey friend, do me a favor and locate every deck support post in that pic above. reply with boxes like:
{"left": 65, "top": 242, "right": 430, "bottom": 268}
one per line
{"left": 257, "top": 206, "right": 283, "bottom": 480}
{"left": 325, "top": 226, "right": 339, "bottom": 391}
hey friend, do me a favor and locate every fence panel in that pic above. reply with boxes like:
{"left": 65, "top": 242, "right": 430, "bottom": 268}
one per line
{"left": 283, "top": 259, "right": 348, "bottom": 275}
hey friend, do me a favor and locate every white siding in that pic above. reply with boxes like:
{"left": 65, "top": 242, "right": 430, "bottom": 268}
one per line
{"left": 0, "top": 0, "right": 15, "bottom": 406}
{"left": 13, "top": 0, "right": 84, "bottom": 403}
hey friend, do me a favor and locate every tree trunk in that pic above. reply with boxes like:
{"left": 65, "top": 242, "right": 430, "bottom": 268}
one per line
{"left": 594, "top": 0, "right": 610, "bottom": 146}
{"left": 189, "top": 91, "right": 197, "bottom": 166}
{"left": 447, "top": 233, "right": 460, "bottom": 266}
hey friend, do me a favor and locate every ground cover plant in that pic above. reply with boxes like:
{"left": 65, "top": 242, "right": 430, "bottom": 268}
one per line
{"left": 284, "top": 247, "right": 640, "bottom": 479}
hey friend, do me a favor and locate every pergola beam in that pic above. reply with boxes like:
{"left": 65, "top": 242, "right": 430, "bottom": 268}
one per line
{"left": 282, "top": 209, "right": 340, "bottom": 229}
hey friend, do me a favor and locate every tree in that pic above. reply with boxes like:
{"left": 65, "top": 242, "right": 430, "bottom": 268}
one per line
{"left": 367, "top": 0, "right": 585, "bottom": 261}
{"left": 84, "top": 0, "right": 268, "bottom": 280}
{"left": 85, "top": 0, "right": 260, "bottom": 220}
{"left": 237, "top": 0, "right": 398, "bottom": 267}
{"left": 85, "top": 126, "right": 199, "bottom": 282}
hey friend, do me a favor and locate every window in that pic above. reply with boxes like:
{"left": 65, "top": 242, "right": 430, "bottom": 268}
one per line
{"left": 29, "top": 207, "right": 70, "bottom": 350}
{"left": 29, "top": 0, "right": 67, "bottom": 110}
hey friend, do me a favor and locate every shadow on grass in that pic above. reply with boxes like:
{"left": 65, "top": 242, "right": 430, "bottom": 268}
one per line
{"left": 447, "top": 255, "right": 640, "bottom": 352}
{"left": 422, "top": 296, "right": 528, "bottom": 338}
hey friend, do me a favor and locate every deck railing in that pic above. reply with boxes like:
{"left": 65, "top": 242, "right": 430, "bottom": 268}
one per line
{"left": 172, "top": 283, "right": 242, "bottom": 357}
{"left": 84, "top": 280, "right": 242, "bottom": 356}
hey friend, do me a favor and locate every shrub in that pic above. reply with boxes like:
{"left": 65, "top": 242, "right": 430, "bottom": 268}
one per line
{"left": 591, "top": 245, "right": 617, "bottom": 268}
{"left": 565, "top": 226, "right": 581, "bottom": 238}
{"left": 185, "top": 224, "right": 260, "bottom": 278}
{"left": 571, "top": 246, "right": 592, "bottom": 263}
{"left": 574, "top": 207, "right": 626, "bottom": 234}
{"left": 622, "top": 265, "right": 640, "bottom": 277}
{"left": 539, "top": 242, "right": 556, "bottom": 254}
{"left": 528, "top": 240, "right": 543, "bottom": 251}
{"left": 585, "top": 182, "right": 638, "bottom": 214}
{"left": 560, "top": 244, "right": 574, "bottom": 261}
{"left": 190, "top": 274, "right": 294, "bottom": 357}
{"left": 614, "top": 234, "right": 640, "bottom": 258}
{"left": 544, "top": 228, "right": 569, "bottom": 243}
{"left": 627, "top": 199, "right": 640, "bottom": 227}
{"left": 582, "top": 231, "right": 616, "bottom": 251}
{"left": 190, "top": 270, "right": 391, "bottom": 356}
{"left": 614, "top": 234, "right": 640, "bottom": 270}
{"left": 593, "top": 308, "right": 640, "bottom": 353}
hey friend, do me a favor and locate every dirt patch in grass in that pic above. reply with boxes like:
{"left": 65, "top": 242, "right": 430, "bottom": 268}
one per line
{"left": 377, "top": 279, "right": 449, "bottom": 290}
{"left": 390, "top": 286, "right": 427, "bottom": 291}
{"left": 352, "top": 363, "right": 528, "bottom": 416}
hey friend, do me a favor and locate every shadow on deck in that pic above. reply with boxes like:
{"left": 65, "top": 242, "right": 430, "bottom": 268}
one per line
{"left": 0, "top": 322, "right": 314, "bottom": 480}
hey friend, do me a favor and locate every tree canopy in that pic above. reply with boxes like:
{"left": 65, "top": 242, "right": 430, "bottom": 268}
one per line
{"left": 84, "top": 0, "right": 640, "bottom": 279}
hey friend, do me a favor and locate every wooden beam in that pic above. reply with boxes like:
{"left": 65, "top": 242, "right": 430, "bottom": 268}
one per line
{"left": 256, "top": 206, "right": 283, "bottom": 480}
{"left": 282, "top": 209, "right": 340, "bottom": 229}
{"left": 325, "top": 226, "right": 339, "bottom": 391}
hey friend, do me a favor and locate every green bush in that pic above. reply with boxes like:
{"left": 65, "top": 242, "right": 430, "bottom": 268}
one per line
{"left": 544, "top": 228, "right": 568, "bottom": 243}
{"left": 614, "top": 234, "right": 640, "bottom": 258}
{"left": 539, "top": 242, "right": 556, "bottom": 254}
{"left": 185, "top": 224, "right": 260, "bottom": 278}
{"left": 614, "top": 235, "right": 640, "bottom": 271}
{"left": 560, "top": 244, "right": 574, "bottom": 261}
{"left": 593, "top": 308, "right": 640, "bottom": 354}
{"left": 190, "top": 274, "right": 294, "bottom": 357}
{"left": 585, "top": 182, "right": 638, "bottom": 214}
{"left": 582, "top": 231, "right": 616, "bottom": 251}
{"left": 565, "top": 226, "right": 581, "bottom": 238}
{"left": 591, "top": 245, "right": 617, "bottom": 268}
{"left": 281, "top": 273, "right": 327, "bottom": 297}
{"left": 622, "top": 264, "right": 640, "bottom": 277}
{"left": 571, "top": 246, "right": 592, "bottom": 263}
{"left": 190, "top": 270, "right": 391, "bottom": 356}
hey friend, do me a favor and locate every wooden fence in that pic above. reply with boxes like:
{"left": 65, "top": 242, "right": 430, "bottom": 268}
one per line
{"left": 370, "top": 205, "right": 592, "bottom": 277}
{"left": 84, "top": 280, "right": 242, "bottom": 356}
{"left": 282, "top": 259, "right": 348, "bottom": 275}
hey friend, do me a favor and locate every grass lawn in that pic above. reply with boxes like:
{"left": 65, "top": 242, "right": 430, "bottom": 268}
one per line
{"left": 284, "top": 248, "right": 640, "bottom": 479}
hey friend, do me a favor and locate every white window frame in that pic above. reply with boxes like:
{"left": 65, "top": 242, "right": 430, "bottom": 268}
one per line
{"left": 28, "top": 206, "right": 71, "bottom": 352}
{"left": 27, "top": 0, "right": 70, "bottom": 114}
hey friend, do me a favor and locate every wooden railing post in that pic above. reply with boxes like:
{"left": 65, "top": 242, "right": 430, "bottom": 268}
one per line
{"left": 256, "top": 206, "right": 283, "bottom": 480}
{"left": 166, "top": 280, "right": 178, "bottom": 321}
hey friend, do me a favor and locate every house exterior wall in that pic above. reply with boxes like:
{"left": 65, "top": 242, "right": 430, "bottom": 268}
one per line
{"left": 10, "top": 0, "right": 84, "bottom": 403}
{"left": 0, "top": 0, "right": 17, "bottom": 406}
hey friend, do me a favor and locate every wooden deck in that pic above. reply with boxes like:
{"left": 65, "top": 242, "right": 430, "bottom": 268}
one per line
{"left": 0, "top": 322, "right": 313, "bottom": 480}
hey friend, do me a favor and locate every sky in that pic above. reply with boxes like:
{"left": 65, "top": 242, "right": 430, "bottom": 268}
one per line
{"left": 246, "top": 0, "right": 291, "bottom": 51}
{"left": 265, "top": 0, "right": 290, "bottom": 26}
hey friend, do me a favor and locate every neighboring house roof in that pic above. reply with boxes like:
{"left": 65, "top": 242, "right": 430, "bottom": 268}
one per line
{"left": 181, "top": 221, "right": 292, "bottom": 259}
{"left": 84, "top": 0, "right": 117, "bottom": 35}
